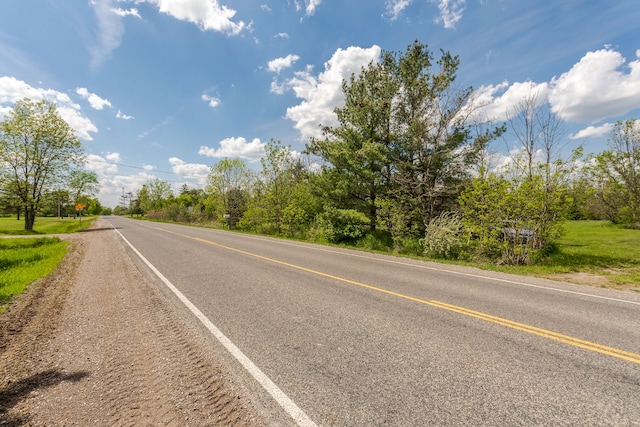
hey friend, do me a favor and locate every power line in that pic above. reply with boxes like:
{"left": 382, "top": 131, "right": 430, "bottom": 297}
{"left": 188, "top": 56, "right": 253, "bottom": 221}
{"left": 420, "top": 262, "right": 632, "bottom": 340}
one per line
{"left": 88, "top": 158, "right": 179, "bottom": 175}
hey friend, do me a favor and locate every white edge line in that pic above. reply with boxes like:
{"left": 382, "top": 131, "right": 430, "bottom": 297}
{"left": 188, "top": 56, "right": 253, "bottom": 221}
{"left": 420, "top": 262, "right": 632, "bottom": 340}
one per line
{"left": 113, "top": 228, "right": 318, "bottom": 427}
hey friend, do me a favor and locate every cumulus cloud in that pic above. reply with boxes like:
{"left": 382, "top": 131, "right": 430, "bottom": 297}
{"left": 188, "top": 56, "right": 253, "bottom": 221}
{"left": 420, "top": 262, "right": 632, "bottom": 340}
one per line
{"left": 270, "top": 79, "right": 287, "bottom": 95}
{"left": 141, "top": 0, "right": 247, "bottom": 35}
{"left": 434, "top": 0, "right": 466, "bottom": 29}
{"left": 86, "top": 152, "right": 157, "bottom": 207}
{"left": 168, "top": 157, "right": 209, "bottom": 184}
{"left": 198, "top": 137, "right": 265, "bottom": 162}
{"left": 86, "top": 152, "right": 208, "bottom": 207}
{"left": 470, "top": 80, "right": 550, "bottom": 122}
{"left": 90, "top": 0, "right": 245, "bottom": 68}
{"left": 548, "top": 48, "right": 640, "bottom": 123}
{"left": 274, "top": 32, "right": 289, "bottom": 39}
{"left": 570, "top": 123, "right": 614, "bottom": 140}
{"left": 470, "top": 47, "right": 640, "bottom": 126}
{"left": 283, "top": 45, "right": 382, "bottom": 140}
{"left": 76, "top": 87, "right": 112, "bottom": 110}
{"left": 201, "top": 94, "right": 221, "bottom": 108}
{"left": 385, "top": 0, "right": 413, "bottom": 21}
{"left": 267, "top": 54, "right": 300, "bottom": 73}
{"left": 0, "top": 76, "right": 98, "bottom": 140}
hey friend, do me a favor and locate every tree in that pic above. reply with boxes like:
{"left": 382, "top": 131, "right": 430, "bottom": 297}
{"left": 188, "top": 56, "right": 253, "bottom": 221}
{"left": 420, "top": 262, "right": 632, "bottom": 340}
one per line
{"left": 249, "top": 139, "right": 317, "bottom": 235}
{"left": 206, "top": 158, "right": 253, "bottom": 226}
{"left": 307, "top": 41, "right": 501, "bottom": 241}
{"left": 136, "top": 178, "right": 173, "bottom": 214}
{"left": 0, "top": 98, "right": 84, "bottom": 230}
{"left": 307, "top": 54, "right": 397, "bottom": 232}
{"left": 589, "top": 119, "right": 640, "bottom": 226}
{"left": 68, "top": 170, "right": 99, "bottom": 205}
{"left": 388, "top": 42, "right": 497, "bottom": 230}
{"left": 496, "top": 88, "right": 577, "bottom": 249}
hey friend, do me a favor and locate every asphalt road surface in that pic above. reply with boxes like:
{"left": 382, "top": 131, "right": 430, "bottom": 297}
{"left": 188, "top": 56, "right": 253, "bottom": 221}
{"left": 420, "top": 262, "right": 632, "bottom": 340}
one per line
{"left": 105, "top": 216, "right": 640, "bottom": 426}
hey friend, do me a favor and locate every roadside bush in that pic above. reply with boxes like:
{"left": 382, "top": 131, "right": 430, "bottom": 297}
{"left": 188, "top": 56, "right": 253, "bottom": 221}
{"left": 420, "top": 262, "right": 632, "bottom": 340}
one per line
{"left": 356, "top": 230, "right": 394, "bottom": 252}
{"left": 308, "top": 206, "right": 369, "bottom": 244}
{"left": 421, "top": 211, "right": 466, "bottom": 259}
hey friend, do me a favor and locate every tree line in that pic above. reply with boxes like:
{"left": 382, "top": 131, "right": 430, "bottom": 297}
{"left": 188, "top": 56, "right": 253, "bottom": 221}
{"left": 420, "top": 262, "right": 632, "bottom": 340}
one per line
{"left": 118, "top": 42, "right": 639, "bottom": 265}
{"left": 3, "top": 42, "right": 638, "bottom": 263}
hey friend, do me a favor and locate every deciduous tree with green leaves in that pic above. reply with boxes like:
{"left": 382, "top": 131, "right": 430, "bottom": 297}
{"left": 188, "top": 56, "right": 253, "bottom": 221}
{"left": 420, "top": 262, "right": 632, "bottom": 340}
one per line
{"left": 206, "top": 158, "right": 253, "bottom": 227}
{"left": 68, "top": 170, "right": 100, "bottom": 207}
{"left": 0, "top": 98, "right": 84, "bottom": 230}
{"left": 136, "top": 178, "right": 173, "bottom": 214}
{"left": 588, "top": 119, "right": 640, "bottom": 226}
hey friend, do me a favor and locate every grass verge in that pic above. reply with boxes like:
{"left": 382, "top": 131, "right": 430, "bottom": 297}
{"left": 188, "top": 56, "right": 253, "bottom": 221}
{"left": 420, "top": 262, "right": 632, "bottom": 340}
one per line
{"left": 0, "top": 215, "right": 95, "bottom": 312}
{"left": 468, "top": 221, "right": 640, "bottom": 290}
{"left": 0, "top": 216, "right": 95, "bottom": 235}
{"left": 0, "top": 238, "right": 68, "bottom": 311}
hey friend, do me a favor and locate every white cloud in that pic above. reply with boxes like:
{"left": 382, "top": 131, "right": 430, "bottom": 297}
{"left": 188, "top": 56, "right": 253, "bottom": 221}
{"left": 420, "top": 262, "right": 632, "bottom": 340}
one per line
{"left": 141, "top": 0, "right": 247, "bottom": 35}
{"left": 295, "top": 0, "right": 322, "bottom": 16}
{"left": 86, "top": 153, "right": 119, "bottom": 175}
{"left": 434, "top": 0, "right": 466, "bottom": 29}
{"left": 201, "top": 94, "right": 221, "bottom": 108}
{"left": 570, "top": 123, "right": 614, "bottom": 140}
{"left": 87, "top": 152, "right": 208, "bottom": 208}
{"left": 168, "top": 157, "right": 209, "bottom": 184}
{"left": 116, "top": 109, "right": 134, "bottom": 120}
{"left": 86, "top": 152, "right": 154, "bottom": 207}
{"left": 270, "top": 79, "right": 286, "bottom": 95}
{"left": 89, "top": 0, "right": 127, "bottom": 69}
{"left": 76, "top": 87, "right": 112, "bottom": 110}
{"left": 112, "top": 7, "right": 141, "bottom": 18}
{"left": 260, "top": 4, "right": 272, "bottom": 12}
{"left": 284, "top": 45, "right": 382, "bottom": 140}
{"left": 267, "top": 54, "right": 300, "bottom": 73}
{"left": 385, "top": 0, "right": 413, "bottom": 21}
{"left": 548, "top": 48, "right": 640, "bottom": 123}
{"left": 274, "top": 32, "right": 289, "bottom": 39}
{"left": 198, "top": 137, "right": 265, "bottom": 162}
{"left": 0, "top": 76, "right": 98, "bottom": 140}
{"left": 470, "top": 80, "right": 550, "bottom": 122}
{"left": 471, "top": 47, "right": 640, "bottom": 127}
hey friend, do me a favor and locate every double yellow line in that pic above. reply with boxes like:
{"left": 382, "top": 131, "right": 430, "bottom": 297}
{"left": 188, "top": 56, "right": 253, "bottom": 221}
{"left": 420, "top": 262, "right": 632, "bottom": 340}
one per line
{"left": 151, "top": 225, "right": 640, "bottom": 365}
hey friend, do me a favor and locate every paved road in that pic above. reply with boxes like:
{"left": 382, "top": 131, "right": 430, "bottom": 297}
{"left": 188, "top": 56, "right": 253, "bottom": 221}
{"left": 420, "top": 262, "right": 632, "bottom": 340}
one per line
{"left": 105, "top": 216, "right": 640, "bottom": 426}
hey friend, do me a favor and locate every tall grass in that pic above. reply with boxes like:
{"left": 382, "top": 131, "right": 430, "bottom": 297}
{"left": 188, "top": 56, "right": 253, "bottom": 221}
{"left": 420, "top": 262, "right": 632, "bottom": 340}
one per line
{"left": 0, "top": 238, "right": 68, "bottom": 308}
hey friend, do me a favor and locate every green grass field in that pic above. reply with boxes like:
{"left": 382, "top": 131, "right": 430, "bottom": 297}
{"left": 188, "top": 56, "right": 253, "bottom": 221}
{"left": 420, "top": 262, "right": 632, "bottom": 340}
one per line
{"left": 0, "top": 216, "right": 95, "bottom": 311}
{"left": 0, "top": 237, "right": 68, "bottom": 309}
{"left": 474, "top": 221, "right": 640, "bottom": 289}
{"left": 0, "top": 215, "right": 95, "bottom": 235}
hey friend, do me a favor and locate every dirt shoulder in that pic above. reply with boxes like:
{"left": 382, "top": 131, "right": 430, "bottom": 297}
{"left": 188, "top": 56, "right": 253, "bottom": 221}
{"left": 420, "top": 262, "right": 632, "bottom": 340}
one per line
{"left": 0, "top": 219, "right": 265, "bottom": 426}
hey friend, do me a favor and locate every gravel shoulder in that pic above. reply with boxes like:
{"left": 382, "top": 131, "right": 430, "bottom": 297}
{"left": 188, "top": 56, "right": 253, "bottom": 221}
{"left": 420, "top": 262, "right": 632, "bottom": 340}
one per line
{"left": 0, "top": 218, "right": 265, "bottom": 426}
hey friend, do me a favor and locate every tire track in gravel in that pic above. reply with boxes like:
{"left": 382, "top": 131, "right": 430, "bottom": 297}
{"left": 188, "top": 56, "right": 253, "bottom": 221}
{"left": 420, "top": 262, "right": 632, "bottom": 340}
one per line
{"left": 0, "top": 220, "right": 265, "bottom": 426}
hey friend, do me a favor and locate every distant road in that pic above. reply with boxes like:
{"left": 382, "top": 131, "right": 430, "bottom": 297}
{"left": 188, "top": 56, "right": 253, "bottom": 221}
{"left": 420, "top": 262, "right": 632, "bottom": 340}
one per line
{"left": 105, "top": 216, "right": 640, "bottom": 426}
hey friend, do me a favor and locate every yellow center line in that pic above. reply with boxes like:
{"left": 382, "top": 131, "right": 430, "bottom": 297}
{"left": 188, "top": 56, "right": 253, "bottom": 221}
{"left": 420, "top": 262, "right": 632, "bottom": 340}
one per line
{"left": 148, "top": 224, "right": 640, "bottom": 365}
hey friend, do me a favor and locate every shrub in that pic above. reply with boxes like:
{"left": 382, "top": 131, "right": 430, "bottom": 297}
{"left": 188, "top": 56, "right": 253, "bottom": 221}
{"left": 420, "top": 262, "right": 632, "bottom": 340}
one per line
{"left": 309, "top": 206, "right": 369, "bottom": 244}
{"left": 421, "top": 211, "right": 466, "bottom": 259}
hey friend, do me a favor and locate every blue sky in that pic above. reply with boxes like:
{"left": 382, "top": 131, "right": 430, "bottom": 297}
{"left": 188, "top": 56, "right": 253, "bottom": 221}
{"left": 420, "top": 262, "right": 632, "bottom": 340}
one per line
{"left": 1, "top": 0, "right": 639, "bottom": 208}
